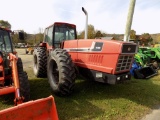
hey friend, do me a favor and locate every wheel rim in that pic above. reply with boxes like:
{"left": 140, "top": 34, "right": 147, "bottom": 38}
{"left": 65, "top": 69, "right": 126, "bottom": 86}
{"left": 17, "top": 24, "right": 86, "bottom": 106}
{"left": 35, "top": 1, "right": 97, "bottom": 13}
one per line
{"left": 34, "top": 55, "right": 38, "bottom": 69}
{"left": 50, "top": 59, "right": 59, "bottom": 85}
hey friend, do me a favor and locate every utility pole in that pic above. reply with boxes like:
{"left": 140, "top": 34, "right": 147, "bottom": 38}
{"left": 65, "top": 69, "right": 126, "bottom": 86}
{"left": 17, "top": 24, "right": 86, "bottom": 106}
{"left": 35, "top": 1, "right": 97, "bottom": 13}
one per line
{"left": 124, "top": 0, "right": 136, "bottom": 42}
{"left": 34, "top": 33, "right": 36, "bottom": 45}
{"left": 82, "top": 7, "right": 88, "bottom": 39}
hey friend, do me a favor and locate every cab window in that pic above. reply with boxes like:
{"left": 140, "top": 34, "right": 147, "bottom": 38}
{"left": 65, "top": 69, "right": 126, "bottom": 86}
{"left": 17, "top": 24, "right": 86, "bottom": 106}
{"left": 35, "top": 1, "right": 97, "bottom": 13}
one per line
{"left": 0, "top": 30, "right": 12, "bottom": 52}
{"left": 44, "top": 27, "right": 53, "bottom": 46}
{"left": 54, "top": 26, "right": 76, "bottom": 43}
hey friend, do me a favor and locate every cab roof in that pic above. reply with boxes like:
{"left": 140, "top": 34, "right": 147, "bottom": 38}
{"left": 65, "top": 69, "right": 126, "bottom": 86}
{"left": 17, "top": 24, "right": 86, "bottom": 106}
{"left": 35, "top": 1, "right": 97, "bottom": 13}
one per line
{"left": 0, "top": 26, "right": 11, "bottom": 32}
{"left": 46, "top": 22, "right": 76, "bottom": 29}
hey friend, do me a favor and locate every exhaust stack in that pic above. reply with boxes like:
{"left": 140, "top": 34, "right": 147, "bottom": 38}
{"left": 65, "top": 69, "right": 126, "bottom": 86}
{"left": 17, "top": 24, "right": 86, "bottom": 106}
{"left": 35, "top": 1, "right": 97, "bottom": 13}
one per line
{"left": 124, "top": 0, "right": 136, "bottom": 42}
{"left": 82, "top": 7, "right": 88, "bottom": 39}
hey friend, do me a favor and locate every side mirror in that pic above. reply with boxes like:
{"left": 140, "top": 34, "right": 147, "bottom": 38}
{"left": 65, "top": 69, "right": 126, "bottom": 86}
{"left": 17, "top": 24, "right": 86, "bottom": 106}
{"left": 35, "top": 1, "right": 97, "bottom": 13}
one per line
{"left": 18, "top": 32, "right": 25, "bottom": 40}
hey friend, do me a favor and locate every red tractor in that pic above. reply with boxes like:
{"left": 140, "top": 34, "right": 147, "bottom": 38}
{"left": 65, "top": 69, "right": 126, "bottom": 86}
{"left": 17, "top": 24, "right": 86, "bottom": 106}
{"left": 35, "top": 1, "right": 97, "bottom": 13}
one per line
{"left": 0, "top": 26, "right": 30, "bottom": 105}
{"left": 0, "top": 26, "right": 59, "bottom": 120}
{"left": 33, "top": 22, "right": 137, "bottom": 96}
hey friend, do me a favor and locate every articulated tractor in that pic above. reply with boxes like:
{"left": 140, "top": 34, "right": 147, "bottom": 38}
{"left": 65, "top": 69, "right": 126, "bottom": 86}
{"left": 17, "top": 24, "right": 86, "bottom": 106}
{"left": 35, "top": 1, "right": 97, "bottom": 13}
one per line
{"left": 33, "top": 22, "right": 137, "bottom": 96}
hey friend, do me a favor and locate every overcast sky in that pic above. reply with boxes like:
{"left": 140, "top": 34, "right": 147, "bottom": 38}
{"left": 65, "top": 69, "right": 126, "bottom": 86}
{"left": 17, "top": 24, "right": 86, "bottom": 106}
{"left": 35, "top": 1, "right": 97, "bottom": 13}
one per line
{"left": 1, "top": 0, "right": 160, "bottom": 34}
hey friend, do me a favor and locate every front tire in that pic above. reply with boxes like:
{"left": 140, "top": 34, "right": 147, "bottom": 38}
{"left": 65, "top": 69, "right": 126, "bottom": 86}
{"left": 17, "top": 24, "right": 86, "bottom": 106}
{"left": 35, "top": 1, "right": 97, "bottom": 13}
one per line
{"left": 19, "top": 71, "right": 30, "bottom": 102}
{"left": 17, "top": 58, "right": 30, "bottom": 102}
{"left": 33, "top": 47, "right": 47, "bottom": 78}
{"left": 47, "top": 48, "right": 76, "bottom": 96}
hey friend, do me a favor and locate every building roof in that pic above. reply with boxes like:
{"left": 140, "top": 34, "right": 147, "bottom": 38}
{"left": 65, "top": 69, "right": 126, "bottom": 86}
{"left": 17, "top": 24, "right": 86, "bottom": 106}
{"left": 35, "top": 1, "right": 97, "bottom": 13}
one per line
{"left": 95, "top": 37, "right": 115, "bottom": 40}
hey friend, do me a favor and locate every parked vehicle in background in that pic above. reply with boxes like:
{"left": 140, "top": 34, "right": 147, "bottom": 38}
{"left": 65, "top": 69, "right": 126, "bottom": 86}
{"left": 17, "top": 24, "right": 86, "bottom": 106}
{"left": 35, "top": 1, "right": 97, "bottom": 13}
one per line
{"left": 15, "top": 43, "right": 26, "bottom": 48}
{"left": 25, "top": 46, "right": 34, "bottom": 54}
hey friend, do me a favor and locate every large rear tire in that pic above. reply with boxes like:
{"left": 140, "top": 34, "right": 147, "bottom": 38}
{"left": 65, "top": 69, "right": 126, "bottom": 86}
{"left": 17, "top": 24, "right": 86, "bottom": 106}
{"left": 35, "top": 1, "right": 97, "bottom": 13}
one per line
{"left": 33, "top": 47, "right": 47, "bottom": 78}
{"left": 17, "top": 58, "right": 30, "bottom": 102}
{"left": 47, "top": 48, "right": 76, "bottom": 96}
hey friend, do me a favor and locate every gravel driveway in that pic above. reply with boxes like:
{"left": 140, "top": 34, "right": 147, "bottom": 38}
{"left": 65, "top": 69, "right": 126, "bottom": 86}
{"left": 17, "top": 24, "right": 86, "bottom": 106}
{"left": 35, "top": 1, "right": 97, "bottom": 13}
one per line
{"left": 16, "top": 48, "right": 33, "bottom": 70}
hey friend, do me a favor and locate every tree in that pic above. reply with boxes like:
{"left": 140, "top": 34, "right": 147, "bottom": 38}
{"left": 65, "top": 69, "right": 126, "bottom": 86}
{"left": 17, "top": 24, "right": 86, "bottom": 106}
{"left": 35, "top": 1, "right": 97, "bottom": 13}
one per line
{"left": 20, "top": 31, "right": 44, "bottom": 46}
{"left": 78, "top": 25, "right": 107, "bottom": 39}
{"left": 155, "top": 34, "right": 160, "bottom": 44}
{"left": 140, "top": 33, "right": 153, "bottom": 45}
{"left": 35, "top": 33, "right": 43, "bottom": 44}
{"left": 95, "top": 30, "right": 103, "bottom": 38}
{"left": 12, "top": 34, "right": 19, "bottom": 44}
{"left": 11, "top": 30, "right": 28, "bottom": 44}
{"left": 0, "top": 20, "right": 11, "bottom": 29}
{"left": 88, "top": 24, "right": 95, "bottom": 39}
{"left": 78, "top": 24, "right": 96, "bottom": 39}
{"left": 130, "top": 29, "right": 136, "bottom": 40}
{"left": 78, "top": 31, "right": 84, "bottom": 39}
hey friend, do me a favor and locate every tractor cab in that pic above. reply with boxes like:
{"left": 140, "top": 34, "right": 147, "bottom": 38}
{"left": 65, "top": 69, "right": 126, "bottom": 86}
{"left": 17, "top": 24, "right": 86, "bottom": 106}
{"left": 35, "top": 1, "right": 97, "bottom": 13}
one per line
{"left": 43, "top": 22, "right": 77, "bottom": 48}
{"left": 0, "top": 26, "right": 30, "bottom": 105}
{"left": 0, "top": 27, "right": 14, "bottom": 77}
{"left": 0, "top": 27, "right": 24, "bottom": 53}
{"left": 0, "top": 27, "right": 13, "bottom": 53}
{"left": 0, "top": 27, "right": 25, "bottom": 83}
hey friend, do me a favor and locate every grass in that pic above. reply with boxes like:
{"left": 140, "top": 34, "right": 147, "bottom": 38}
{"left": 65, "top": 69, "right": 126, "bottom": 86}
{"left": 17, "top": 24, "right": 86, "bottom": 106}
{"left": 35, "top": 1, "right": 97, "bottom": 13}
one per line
{"left": 1, "top": 68, "right": 160, "bottom": 120}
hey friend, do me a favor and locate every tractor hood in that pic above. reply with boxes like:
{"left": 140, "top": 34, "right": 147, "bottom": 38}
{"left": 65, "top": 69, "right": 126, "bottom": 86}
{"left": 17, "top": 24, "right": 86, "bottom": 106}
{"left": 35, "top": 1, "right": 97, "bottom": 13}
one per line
{"left": 63, "top": 39, "right": 137, "bottom": 54}
{"left": 63, "top": 39, "right": 137, "bottom": 74}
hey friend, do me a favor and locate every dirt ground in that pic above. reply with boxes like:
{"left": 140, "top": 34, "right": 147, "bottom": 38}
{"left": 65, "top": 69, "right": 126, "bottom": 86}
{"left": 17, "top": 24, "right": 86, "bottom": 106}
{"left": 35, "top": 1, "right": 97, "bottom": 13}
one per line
{"left": 16, "top": 48, "right": 33, "bottom": 70}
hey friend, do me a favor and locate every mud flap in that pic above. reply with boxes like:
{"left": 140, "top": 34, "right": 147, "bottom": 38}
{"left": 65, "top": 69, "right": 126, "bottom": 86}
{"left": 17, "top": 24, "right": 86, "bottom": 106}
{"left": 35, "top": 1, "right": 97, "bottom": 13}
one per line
{"left": 134, "top": 66, "right": 158, "bottom": 79}
{"left": 0, "top": 96, "right": 58, "bottom": 120}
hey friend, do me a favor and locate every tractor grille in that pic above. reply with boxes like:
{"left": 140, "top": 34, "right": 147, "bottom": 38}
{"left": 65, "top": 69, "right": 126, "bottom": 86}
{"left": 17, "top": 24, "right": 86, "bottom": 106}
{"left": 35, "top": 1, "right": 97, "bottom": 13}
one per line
{"left": 116, "top": 55, "right": 133, "bottom": 72}
{"left": 88, "top": 55, "right": 103, "bottom": 65}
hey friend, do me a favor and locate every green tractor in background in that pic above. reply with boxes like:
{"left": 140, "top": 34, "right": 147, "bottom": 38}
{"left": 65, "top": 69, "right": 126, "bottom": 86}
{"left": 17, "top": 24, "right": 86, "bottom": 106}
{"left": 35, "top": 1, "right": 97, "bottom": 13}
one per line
{"left": 129, "top": 40, "right": 159, "bottom": 79}
{"left": 134, "top": 51, "right": 149, "bottom": 67}
{"left": 138, "top": 47, "right": 159, "bottom": 69}
{"left": 150, "top": 47, "right": 160, "bottom": 63}
{"left": 131, "top": 46, "right": 158, "bottom": 79}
